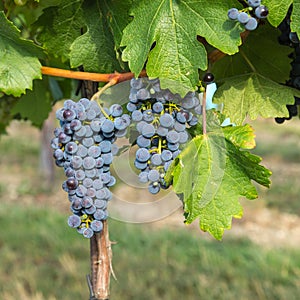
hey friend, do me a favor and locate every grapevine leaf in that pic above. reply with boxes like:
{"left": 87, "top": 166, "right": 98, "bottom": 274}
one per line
{"left": 11, "top": 79, "right": 52, "bottom": 127}
{"left": 121, "top": 0, "right": 243, "bottom": 96}
{"left": 102, "top": 0, "right": 133, "bottom": 49}
{"left": 264, "top": 0, "right": 292, "bottom": 27}
{"left": 169, "top": 123, "right": 271, "bottom": 240}
{"left": 35, "top": 0, "right": 85, "bottom": 62}
{"left": 212, "top": 24, "right": 292, "bottom": 83}
{"left": 69, "top": 1, "right": 120, "bottom": 73}
{"left": 0, "top": 11, "right": 44, "bottom": 97}
{"left": 291, "top": 0, "right": 300, "bottom": 35}
{"left": 222, "top": 124, "right": 256, "bottom": 149}
{"left": 214, "top": 73, "right": 298, "bottom": 125}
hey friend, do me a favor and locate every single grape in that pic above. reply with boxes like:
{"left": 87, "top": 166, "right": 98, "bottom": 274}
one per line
{"left": 63, "top": 109, "right": 76, "bottom": 121}
{"left": 137, "top": 135, "right": 151, "bottom": 148}
{"left": 136, "top": 148, "right": 151, "bottom": 162}
{"left": 148, "top": 169, "right": 160, "bottom": 182}
{"left": 245, "top": 17, "right": 258, "bottom": 31}
{"left": 68, "top": 215, "right": 81, "bottom": 228}
{"left": 75, "top": 169, "right": 85, "bottom": 181}
{"left": 66, "top": 177, "right": 78, "bottom": 190}
{"left": 161, "top": 150, "right": 173, "bottom": 162}
{"left": 166, "top": 130, "right": 180, "bottom": 143}
{"left": 160, "top": 113, "right": 174, "bottom": 128}
{"left": 255, "top": 5, "right": 268, "bottom": 19}
{"left": 202, "top": 73, "right": 215, "bottom": 84}
{"left": 152, "top": 102, "right": 164, "bottom": 113}
{"left": 83, "top": 227, "right": 94, "bottom": 238}
{"left": 247, "top": 0, "right": 261, "bottom": 7}
{"left": 132, "top": 110, "right": 143, "bottom": 122}
{"left": 99, "top": 140, "right": 111, "bottom": 153}
{"left": 130, "top": 78, "right": 144, "bottom": 89}
{"left": 83, "top": 157, "right": 96, "bottom": 169}
{"left": 102, "top": 153, "right": 113, "bottom": 165}
{"left": 227, "top": 8, "right": 239, "bottom": 20}
{"left": 53, "top": 149, "right": 64, "bottom": 160}
{"left": 237, "top": 12, "right": 250, "bottom": 24}
{"left": 148, "top": 183, "right": 160, "bottom": 194}
{"left": 87, "top": 145, "right": 101, "bottom": 158}
{"left": 90, "top": 220, "right": 104, "bottom": 232}
{"left": 83, "top": 178, "right": 93, "bottom": 188}
{"left": 82, "top": 196, "right": 93, "bottom": 208}
{"left": 151, "top": 153, "right": 162, "bottom": 166}
{"left": 110, "top": 104, "right": 123, "bottom": 117}
{"left": 137, "top": 88, "right": 151, "bottom": 100}
{"left": 141, "top": 123, "right": 156, "bottom": 138}
{"left": 101, "top": 119, "right": 114, "bottom": 133}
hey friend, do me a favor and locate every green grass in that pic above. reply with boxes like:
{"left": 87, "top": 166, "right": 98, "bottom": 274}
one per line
{"left": 0, "top": 204, "right": 300, "bottom": 300}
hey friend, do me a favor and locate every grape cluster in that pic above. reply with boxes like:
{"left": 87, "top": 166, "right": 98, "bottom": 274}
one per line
{"left": 51, "top": 98, "right": 130, "bottom": 238}
{"left": 227, "top": 1, "right": 268, "bottom": 31}
{"left": 127, "top": 78, "right": 202, "bottom": 194}
{"left": 276, "top": 6, "right": 300, "bottom": 123}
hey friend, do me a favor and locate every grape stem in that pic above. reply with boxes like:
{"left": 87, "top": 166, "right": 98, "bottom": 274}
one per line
{"left": 202, "top": 89, "right": 207, "bottom": 135}
{"left": 91, "top": 80, "right": 118, "bottom": 119}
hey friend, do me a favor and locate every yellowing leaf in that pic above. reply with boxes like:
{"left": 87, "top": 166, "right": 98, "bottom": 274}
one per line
{"left": 169, "top": 124, "right": 271, "bottom": 240}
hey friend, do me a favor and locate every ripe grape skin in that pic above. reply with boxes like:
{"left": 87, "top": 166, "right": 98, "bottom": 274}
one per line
{"left": 248, "top": 0, "right": 261, "bottom": 8}
{"left": 227, "top": 8, "right": 239, "bottom": 20}
{"left": 136, "top": 148, "right": 151, "bottom": 162}
{"left": 255, "top": 5, "right": 269, "bottom": 19}
{"left": 245, "top": 17, "right": 258, "bottom": 31}
{"left": 237, "top": 12, "right": 250, "bottom": 24}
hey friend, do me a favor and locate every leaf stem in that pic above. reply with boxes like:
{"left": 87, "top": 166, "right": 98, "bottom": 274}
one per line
{"left": 202, "top": 90, "right": 207, "bottom": 135}
{"left": 41, "top": 66, "right": 147, "bottom": 83}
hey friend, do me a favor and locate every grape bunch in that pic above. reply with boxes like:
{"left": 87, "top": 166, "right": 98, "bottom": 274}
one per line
{"left": 227, "top": 1, "right": 269, "bottom": 31}
{"left": 51, "top": 98, "right": 130, "bottom": 238}
{"left": 127, "top": 77, "right": 203, "bottom": 194}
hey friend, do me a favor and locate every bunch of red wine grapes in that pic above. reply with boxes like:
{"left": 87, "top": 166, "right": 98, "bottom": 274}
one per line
{"left": 51, "top": 76, "right": 211, "bottom": 237}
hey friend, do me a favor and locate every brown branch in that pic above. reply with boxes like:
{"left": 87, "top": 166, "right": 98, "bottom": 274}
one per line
{"left": 41, "top": 66, "right": 147, "bottom": 83}
{"left": 90, "top": 220, "right": 112, "bottom": 300}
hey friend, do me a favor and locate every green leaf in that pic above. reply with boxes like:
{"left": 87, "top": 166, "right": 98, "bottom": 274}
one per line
{"left": 212, "top": 24, "right": 292, "bottom": 83}
{"left": 69, "top": 1, "right": 120, "bottom": 73}
{"left": 102, "top": 0, "right": 133, "bottom": 49}
{"left": 291, "top": 0, "right": 300, "bottom": 35}
{"left": 11, "top": 79, "right": 52, "bottom": 127}
{"left": 121, "top": 0, "right": 243, "bottom": 96}
{"left": 169, "top": 124, "right": 271, "bottom": 240}
{"left": 264, "top": 0, "right": 292, "bottom": 27}
{"left": 35, "top": 0, "right": 85, "bottom": 62}
{"left": 222, "top": 124, "right": 256, "bottom": 149}
{"left": 214, "top": 73, "right": 297, "bottom": 125}
{"left": 0, "top": 11, "right": 44, "bottom": 97}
